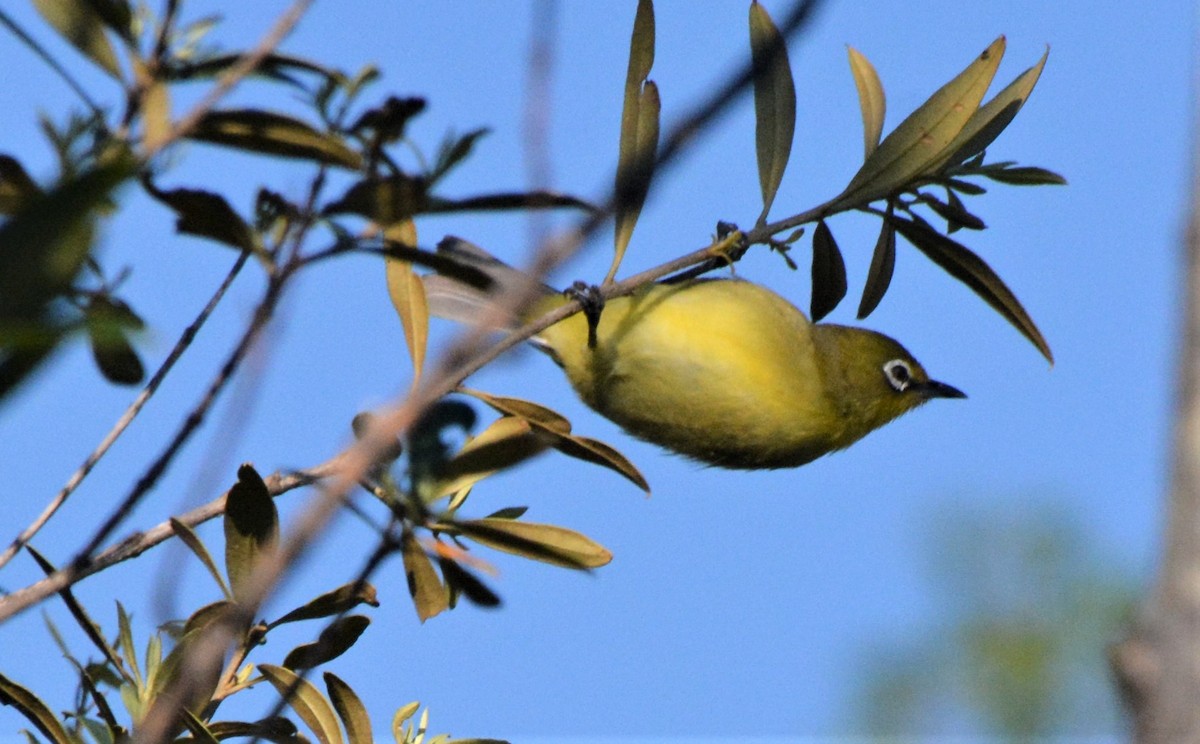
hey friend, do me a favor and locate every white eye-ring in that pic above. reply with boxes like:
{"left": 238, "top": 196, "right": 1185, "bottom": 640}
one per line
{"left": 883, "top": 359, "right": 913, "bottom": 392}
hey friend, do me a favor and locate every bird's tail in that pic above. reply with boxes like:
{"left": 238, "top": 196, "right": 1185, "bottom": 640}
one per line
{"left": 420, "top": 236, "right": 556, "bottom": 333}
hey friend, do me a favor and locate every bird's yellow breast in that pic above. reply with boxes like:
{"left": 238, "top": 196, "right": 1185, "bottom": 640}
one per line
{"left": 537, "top": 279, "right": 842, "bottom": 468}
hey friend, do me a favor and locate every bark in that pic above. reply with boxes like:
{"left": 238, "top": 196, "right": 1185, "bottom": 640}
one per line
{"left": 1112, "top": 100, "right": 1200, "bottom": 741}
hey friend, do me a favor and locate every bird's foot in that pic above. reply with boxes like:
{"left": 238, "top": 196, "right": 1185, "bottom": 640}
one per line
{"left": 565, "top": 281, "right": 605, "bottom": 349}
{"left": 707, "top": 221, "right": 747, "bottom": 272}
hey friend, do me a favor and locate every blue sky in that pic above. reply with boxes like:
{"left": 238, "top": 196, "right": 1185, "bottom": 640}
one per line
{"left": 0, "top": 0, "right": 1191, "bottom": 739}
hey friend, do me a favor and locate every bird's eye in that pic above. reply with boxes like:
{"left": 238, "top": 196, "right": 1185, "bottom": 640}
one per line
{"left": 883, "top": 359, "right": 912, "bottom": 392}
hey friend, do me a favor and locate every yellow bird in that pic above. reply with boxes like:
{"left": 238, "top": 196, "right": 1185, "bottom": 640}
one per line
{"left": 422, "top": 239, "right": 964, "bottom": 470}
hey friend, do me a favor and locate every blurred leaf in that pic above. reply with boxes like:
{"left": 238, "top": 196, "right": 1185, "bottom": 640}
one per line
{"left": 437, "top": 558, "right": 501, "bottom": 608}
{"left": 980, "top": 165, "right": 1067, "bottom": 186}
{"left": 349, "top": 95, "right": 426, "bottom": 141}
{"left": 282, "top": 616, "right": 370, "bottom": 671}
{"left": 82, "top": 0, "right": 133, "bottom": 43}
{"left": 167, "top": 52, "right": 340, "bottom": 86}
{"left": 180, "top": 600, "right": 239, "bottom": 637}
{"left": 857, "top": 216, "right": 896, "bottom": 319}
{"left": 84, "top": 296, "right": 144, "bottom": 385}
{"left": 188, "top": 109, "right": 362, "bottom": 169}
{"left": 400, "top": 530, "right": 448, "bottom": 623}
{"left": 323, "top": 175, "right": 427, "bottom": 225}
{"left": 847, "top": 46, "right": 885, "bottom": 160}
{"left": 270, "top": 582, "right": 380, "bottom": 628}
{"left": 0, "top": 158, "right": 135, "bottom": 318}
{"left": 430, "top": 128, "right": 490, "bottom": 183}
{"left": 351, "top": 411, "right": 405, "bottom": 463}
{"left": 323, "top": 673, "right": 373, "bottom": 744}
{"left": 153, "top": 627, "right": 222, "bottom": 713}
{"left": 0, "top": 155, "right": 43, "bottom": 214}
{"left": 33, "top": 0, "right": 122, "bottom": 78}
{"left": 385, "top": 220, "right": 427, "bottom": 386}
{"left": 178, "top": 710, "right": 222, "bottom": 744}
{"left": 169, "top": 518, "right": 233, "bottom": 599}
{"left": 921, "top": 191, "right": 986, "bottom": 232}
{"left": 259, "top": 665, "right": 344, "bottom": 744}
{"left": 837, "top": 37, "right": 1006, "bottom": 207}
{"left": 934, "top": 47, "right": 1050, "bottom": 172}
{"left": 143, "top": 182, "right": 259, "bottom": 253}
{"left": 484, "top": 506, "right": 528, "bottom": 520}
{"left": 810, "top": 220, "right": 847, "bottom": 321}
{"left": 610, "top": 0, "right": 659, "bottom": 284}
{"left": 203, "top": 717, "right": 302, "bottom": 744}
{"left": 141, "top": 77, "right": 172, "bottom": 151}
{"left": 890, "top": 215, "right": 1052, "bottom": 362}
{"left": 393, "top": 702, "right": 420, "bottom": 740}
{"left": 437, "top": 416, "right": 549, "bottom": 497}
{"left": 116, "top": 602, "right": 140, "bottom": 689}
{"left": 749, "top": 0, "right": 796, "bottom": 224}
{"left": 454, "top": 518, "right": 612, "bottom": 570}
{"left": 0, "top": 673, "right": 74, "bottom": 744}
{"left": 223, "top": 463, "right": 280, "bottom": 604}
{"left": 423, "top": 191, "right": 594, "bottom": 215}
{"left": 947, "top": 178, "right": 987, "bottom": 195}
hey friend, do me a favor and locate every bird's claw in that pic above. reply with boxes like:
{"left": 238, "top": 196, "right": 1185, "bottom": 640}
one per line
{"left": 566, "top": 281, "right": 605, "bottom": 349}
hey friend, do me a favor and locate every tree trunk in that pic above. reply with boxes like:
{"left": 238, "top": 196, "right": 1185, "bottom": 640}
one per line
{"left": 1112, "top": 101, "right": 1200, "bottom": 741}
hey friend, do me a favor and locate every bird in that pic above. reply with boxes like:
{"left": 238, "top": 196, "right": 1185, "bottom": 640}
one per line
{"left": 421, "top": 237, "right": 965, "bottom": 470}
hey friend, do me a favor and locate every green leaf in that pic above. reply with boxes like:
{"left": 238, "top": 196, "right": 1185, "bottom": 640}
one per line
{"left": 141, "top": 77, "right": 172, "bottom": 152}
{"left": 922, "top": 190, "right": 986, "bottom": 232}
{"left": 166, "top": 52, "right": 340, "bottom": 86}
{"left": 550, "top": 434, "right": 650, "bottom": 493}
{"left": 430, "top": 128, "right": 491, "bottom": 183}
{"left": 462, "top": 390, "right": 572, "bottom": 435}
{"left": 609, "top": 0, "right": 658, "bottom": 284}
{"left": 484, "top": 506, "right": 528, "bottom": 520}
{"left": 437, "top": 558, "right": 501, "bottom": 608}
{"left": 82, "top": 0, "right": 134, "bottom": 44}
{"left": 423, "top": 191, "right": 595, "bottom": 215}
{"left": 453, "top": 518, "right": 612, "bottom": 570}
{"left": 0, "top": 673, "right": 74, "bottom": 744}
{"left": 323, "top": 176, "right": 427, "bottom": 225}
{"left": 980, "top": 165, "right": 1067, "bottom": 186}
{"left": 384, "top": 221, "right": 427, "bottom": 387}
{"left": 324, "top": 673, "right": 373, "bottom": 744}
{"left": 810, "top": 220, "right": 847, "bottom": 321}
{"left": 282, "top": 616, "right": 371, "bottom": 671}
{"left": 223, "top": 463, "right": 280, "bottom": 604}
{"left": 259, "top": 665, "right": 345, "bottom": 744}
{"left": 116, "top": 601, "right": 141, "bottom": 690}
{"left": 84, "top": 296, "right": 144, "bottom": 385}
{"left": 437, "top": 416, "right": 549, "bottom": 497}
{"left": 269, "top": 582, "right": 380, "bottom": 628}
{"left": 204, "top": 717, "right": 301, "bottom": 744}
{"left": 178, "top": 709, "right": 222, "bottom": 744}
{"left": 749, "top": 0, "right": 796, "bottom": 224}
{"left": 837, "top": 37, "right": 1006, "bottom": 208}
{"left": 393, "top": 702, "right": 421, "bottom": 740}
{"left": 0, "top": 158, "right": 135, "bottom": 318}
{"left": 153, "top": 627, "right": 223, "bottom": 713}
{"left": 0, "top": 155, "right": 43, "bottom": 214}
{"left": 400, "top": 530, "right": 448, "bottom": 623}
{"left": 890, "top": 215, "right": 1052, "bottom": 362}
{"left": 169, "top": 518, "right": 233, "bottom": 599}
{"left": 857, "top": 216, "right": 896, "bottom": 319}
{"left": 33, "top": 0, "right": 122, "bottom": 78}
{"left": 188, "top": 109, "right": 362, "bottom": 170}
{"left": 180, "top": 600, "right": 239, "bottom": 637}
{"left": 934, "top": 47, "right": 1050, "bottom": 172}
{"left": 847, "top": 46, "right": 885, "bottom": 160}
{"left": 142, "top": 182, "right": 259, "bottom": 253}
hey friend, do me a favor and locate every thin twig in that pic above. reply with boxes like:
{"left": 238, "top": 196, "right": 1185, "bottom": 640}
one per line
{"left": 144, "top": 0, "right": 314, "bottom": 158}
{"left": 0, "top": 8, "right": 106, "bottom": 117}
{"left": 0, "top": 251, "right": 250, "bottom": 571}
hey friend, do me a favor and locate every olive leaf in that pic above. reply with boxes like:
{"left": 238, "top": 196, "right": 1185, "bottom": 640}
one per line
{"left": 400, "top": 530, "right": 448, "bottom": 623}
{"left": 259, "top": 665, "right": 345, "bottom": 744}
{"left": 33, "top": 0, "right": 122, "bottom": 78}
{"left": 188, "top": 109, "right": 363, "bottom": 170}
{"left": 223, "top": 464, "right": 280, "bottom": 604}
{"left": 810, "top": 220, "right": 847, "bottom": 321}
{"left": 384, "top": 220, "right": 427, "bottom": 386}
{"left": 857, "top": 216, "right": 896, "bottom": 319}
{"left": 749, "top": 0, "right": 796, "bottom": 224}
{"left": 847, "top": 46, "right": 885, "bottom": 160}
{"left": 324, "top": 673, "right": 373, "bottom": 744}
{"left": 452, "top": 518, "right": 612, "bottom": 570}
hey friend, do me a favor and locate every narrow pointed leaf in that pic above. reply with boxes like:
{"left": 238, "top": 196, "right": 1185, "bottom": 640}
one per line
{"left": 810, "top": 220, "right": 847, "bottom": 321}
{"left": 0, "top": 674, "right": 74, "bottom": 744}
{"left": 437, "top": 559, "right": 501, "bottom": 608}
{"left": 144, "top": 184, "right": 258, "bottom": 253}
{"left": 890, "top": 215, "right": 1052, "bottom": 362}
{"left": 281, "top": 616, "right": 370, "bottom": 671}
{"left": 455, "top": 518, "right": 612, "bottom": 569}
{"left": 223, "top": 464, "right": 280, "bottom": 604}
{"left": 847, "top": 46, "right": 885, "bottom": 160}
{"left": 384, "top": 220, "right": 427, "bottom": 385}
{"left": 84, "top": 299, "right": 143, "bottom": 384}
{"left": 116, "top": 602, "right": 140, "bottom": 689}
{"left": 323, "top": 176, "right": 427, "bottom": 225}
{"left": 749, "top": 1, "right": 796, "bottom": 223}
{"left": 142, "top": 78, "right": 172, "bottom": 151}
{"left": 153, "top": 627, "right": 223, "bottom": 713}
{"left": 980, "top": 165, "right": 1067, "bottom": 186}
{"left": 33, "top": 0, "right": 122, "bottom": 78}
{"left": 188, "top": 110, "right": 362, "bottom": 170}
{"left": 400, "top": 531, "right": 448, "bottom": 623}
{"left": 323, "top": 673, "right": 373, "bottom": 744}
{"left": 857, "top": 218, "right": 897, "bottom": 319}
{"left": 934, "top": 47, "right": 1050, "bottom": 172}
{"left": 180, "top": 600, "right": 239, "bottom": 637}
{"left": 485, "top": 506, "right": 528, "bottom": 520}
{"left": 551, "top": 435, "right": 649, "bottom": 493}
{"left": 837, "top": 37, "right": 1006, "bottom": 207}
{"left": 437, "top": 416, "right": 549, "bottom": 496}
{"left": 169, "top": 518, "right": 233, "bottom": 599}
{"left": 461, "top": 390, "right": 572, "bottom": 435}
{"left": 83, "top": 0, "right": 134, "bottom": 43}
{"left": 178, "top": 710, "right": 222, "bottom": 744}
{"left": 269, "top": 582, "right": 380, "bottom": 628}
{"left": 259, "top": 665, "right": 345, "bottom": 744}
{"left": 423, "top": 191, "right": 594, "bottom": 215}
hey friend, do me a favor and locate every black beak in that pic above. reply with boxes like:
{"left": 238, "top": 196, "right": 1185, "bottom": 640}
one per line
{"left": 917, "top": 379, "right": 967, "bottom": 399}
